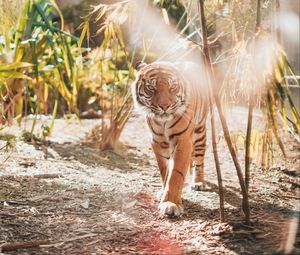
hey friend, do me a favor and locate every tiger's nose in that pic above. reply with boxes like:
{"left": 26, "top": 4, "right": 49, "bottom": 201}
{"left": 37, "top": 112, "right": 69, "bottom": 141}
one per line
{"left": 158, "top": 103, "right": 170, "bottom": 111}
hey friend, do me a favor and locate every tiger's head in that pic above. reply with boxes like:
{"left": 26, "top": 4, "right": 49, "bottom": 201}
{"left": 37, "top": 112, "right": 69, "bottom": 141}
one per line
{"left": 132, "top": 61, "right": 187, "bottom": 119}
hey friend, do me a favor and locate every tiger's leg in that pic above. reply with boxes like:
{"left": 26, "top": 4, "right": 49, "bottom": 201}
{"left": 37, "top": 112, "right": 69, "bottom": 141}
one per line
{"left": 159, "top": 138, "right": 193, "bottom": 217}
{"left": 151, "top": 140, "right": 171, "bottom": 187}
{"left": 191, "top": 124, "right": 207, "bottom": 191}
{"left": 147, "top": 117, "right": 170, "bottom": 187}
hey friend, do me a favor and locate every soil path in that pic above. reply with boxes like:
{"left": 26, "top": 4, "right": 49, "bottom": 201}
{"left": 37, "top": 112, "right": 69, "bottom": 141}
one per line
{"left": 0, "top": 107, "right": 299, "bottom": 254}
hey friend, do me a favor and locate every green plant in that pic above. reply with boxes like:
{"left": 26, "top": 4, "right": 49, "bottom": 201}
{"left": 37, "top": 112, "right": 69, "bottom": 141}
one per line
{"left": 83, "top": 1, "right": 134, "bottom": 150}
{"left": 0, "top": 133, "right": 16, "bottom": 167}
{"left": 0, "top": 0, "right": 81, "bottom": 126}
{"left": 216, "top": 0, "right": 299, "bottom": 173}
{"left": 0, "top": 134, "right": 16, "bottom": 151}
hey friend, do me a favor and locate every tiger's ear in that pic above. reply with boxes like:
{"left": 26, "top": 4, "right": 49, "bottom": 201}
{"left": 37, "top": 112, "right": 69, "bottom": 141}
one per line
{"left": 133, "top": 61, "right": 147, "bottom": 77}
{"left": 134, "top": 61, "right": 147, "bottom": 71}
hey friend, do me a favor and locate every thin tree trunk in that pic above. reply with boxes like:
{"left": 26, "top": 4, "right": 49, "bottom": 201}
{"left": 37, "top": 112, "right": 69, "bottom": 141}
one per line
{"left": 245, "top": 0, "right": 261, "bottom": 192}
{"left": 275, "top": 0, "right": 281, "bottom": 44}
{"left": 198, "top": 0, "right": 225, "bottom": 223}
{"left": 210, "top": 98, "right": 225, "bottom": 222}
{"left": 245, "top": 100, "right": 253, "bottom": 192}
{"left": 255, "top": 0, "right": 261, "bottom": 33}
{"left": 198, "top": 0, "right": 250, "bottom": 224}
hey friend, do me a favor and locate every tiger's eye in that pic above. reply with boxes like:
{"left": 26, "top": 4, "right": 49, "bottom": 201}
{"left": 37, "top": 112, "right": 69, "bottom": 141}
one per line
{"left": 145, "top": 83, "right": 155, "bottom": 93}
{"left": 145, "top": 79, "right": 156, "bottom": 92}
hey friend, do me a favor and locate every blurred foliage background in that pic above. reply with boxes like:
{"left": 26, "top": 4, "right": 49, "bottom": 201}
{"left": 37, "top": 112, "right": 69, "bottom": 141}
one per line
{"left": 0, "top": 0, "right": 299, "bottom": 167}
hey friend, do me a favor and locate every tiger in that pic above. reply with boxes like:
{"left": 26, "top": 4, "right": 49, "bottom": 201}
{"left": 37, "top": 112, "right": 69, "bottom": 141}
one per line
{"left": 132, "top": 60, "right": 209, "bottom": 217}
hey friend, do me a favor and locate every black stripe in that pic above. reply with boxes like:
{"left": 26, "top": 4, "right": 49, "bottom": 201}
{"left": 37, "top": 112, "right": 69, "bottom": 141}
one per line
{"left": 195, "top": 125, "right": 205, "bottom": 133}
{"left": 174, "top": 169, "right": 184, "bottom": 179}
{"left": 194, "top": 145, "right": 206, "bottom": 149}
{"left": 194, "top": 97, "right": 199, "bottom": 116}
{"left": 194, "top": 147, "right": 205, "bottom": 152}
{"left": 160, "top": 142, "right": 169, "bottom": 149}
{"left": 152, "top": 139, "right": 159, "bottom": 144}
{"left": 136, "top": 96, "right": 143, "bottom": 106}
{"left": 194, "top": 153, "right": 205, "bottom": 157}
{"left": 169, "top": 118, "right": 192, "bottom": 140}
{"left": 143, "top": 93, "right": 152, "bottom": 99}
{"left": 194, "top": 136, "right": 206, "bottom": 144}
{"left": 153, "top": 139, "right": 171, "bottom": 150}
{"left": 195, "top": 164, "right": 204, "bottom": 167}
{"left": 137, "top": 83, "right": 148, "bottom": 106}
{"left": 153, "top": 118, "right": 161, "bottom": 126}
{"left": 147, "top": 119, "right": 164, "bottom": 136}
{"left": 167, "top": 113, "right": 184, "bottom": 129}
{"left": 136, "top": 85, "right": 144, "bottom": 106}
{"left": 157, "top": 153, "right": 170, "bottom": 160}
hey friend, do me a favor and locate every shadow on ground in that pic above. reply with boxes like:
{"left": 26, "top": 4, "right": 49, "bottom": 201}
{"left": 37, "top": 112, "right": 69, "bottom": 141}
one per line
{"left": 46, "top": 140, "right": 154, "bottom": 174}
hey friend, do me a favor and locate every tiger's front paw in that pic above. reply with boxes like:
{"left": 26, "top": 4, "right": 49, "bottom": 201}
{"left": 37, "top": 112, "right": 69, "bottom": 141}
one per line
{"left": 191, "top": 182, "right": 206, "bottom": 191}
{"left": 159, "top": 201, "right": 183, "bottom": 217}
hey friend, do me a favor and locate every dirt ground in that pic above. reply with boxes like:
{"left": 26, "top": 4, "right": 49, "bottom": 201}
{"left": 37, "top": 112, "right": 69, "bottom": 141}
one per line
{"left": 0, "top": 107, "right": 299, "bottom": 255}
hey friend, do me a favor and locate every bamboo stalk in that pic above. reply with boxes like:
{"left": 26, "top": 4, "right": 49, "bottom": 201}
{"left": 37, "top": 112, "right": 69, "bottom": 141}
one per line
{"left": 198, "top": 0, "right": 250, "bottom": 224}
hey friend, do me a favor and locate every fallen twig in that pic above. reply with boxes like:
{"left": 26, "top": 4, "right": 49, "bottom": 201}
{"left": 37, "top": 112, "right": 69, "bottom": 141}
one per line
{"left": 240, "top": 223, "right": 256, "bottom": 230}
{"left": 0, "top": 240, "right": 49, "bottom": 252}
{"left": 0, "top": 200, "right": 28, "bottom": 205}
{"left": 19, "top": 161, "right": 36, "bottom": 167}
{"left": 233, "top": 229, "right": 264, "bottom": 235}
{"left": 40, "top": 233, "right": 97, "bottom": 248}
{"left": 33, "top": 173, "right": 63, "bottom": 179}
{"left": 270, "top": 193, "right": 300, "bottom": 200}
{"left": 1, "top": 173, "right": 63, "bottom": 180}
